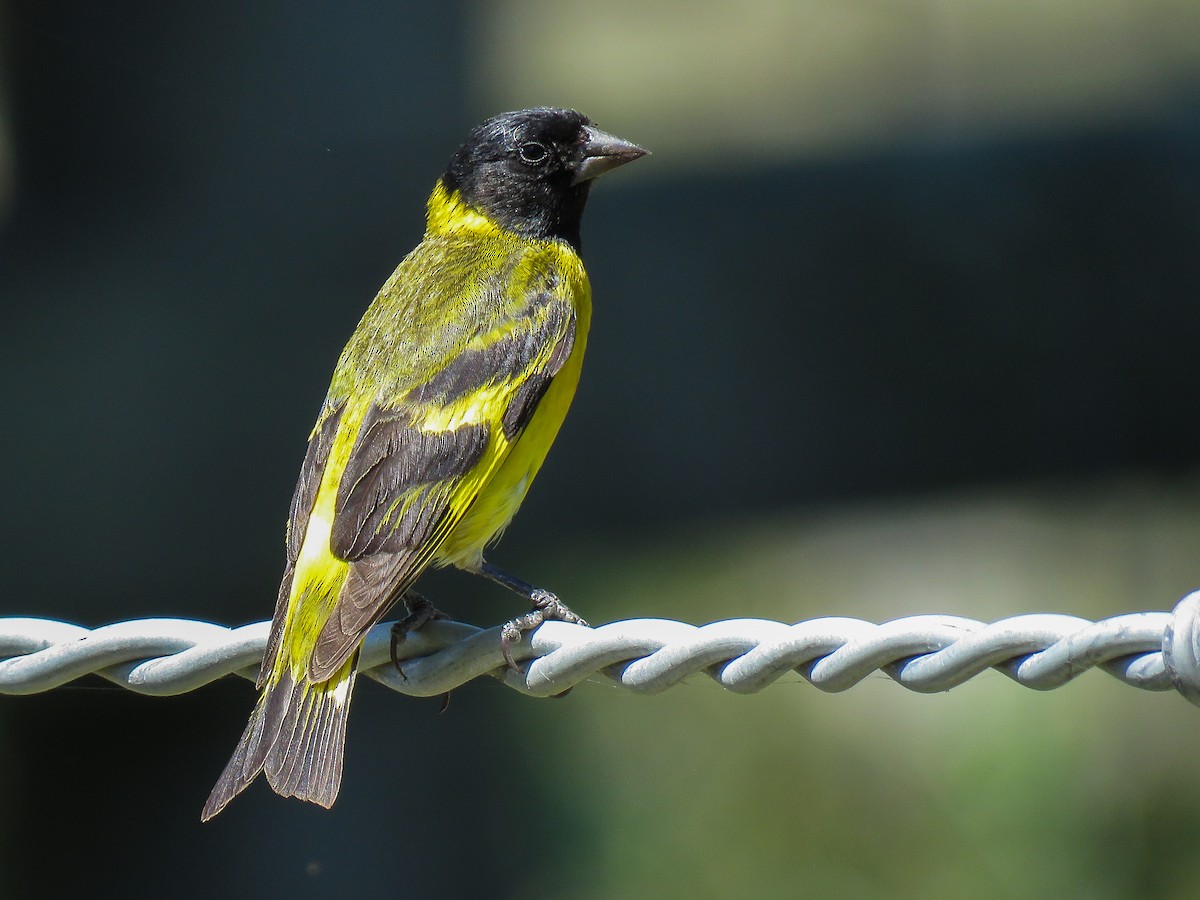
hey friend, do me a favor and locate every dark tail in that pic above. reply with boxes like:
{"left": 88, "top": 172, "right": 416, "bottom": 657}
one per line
{"left": 201, "top": 658, "right": 357, "bottom": 821}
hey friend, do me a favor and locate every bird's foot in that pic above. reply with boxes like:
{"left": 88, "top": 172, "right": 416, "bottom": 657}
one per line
{"left": 499, "top": 589, "right": 588, "bottom": 671}
{"left": 389, "top": 591, "right": 450, "bottom": 680}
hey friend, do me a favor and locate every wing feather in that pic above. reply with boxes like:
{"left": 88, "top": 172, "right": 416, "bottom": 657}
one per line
{"left": 303, "top": 274, "right": 577, "bottom": 681}
{"left": 331, "top": 408, "right": 490, "bottom": 560}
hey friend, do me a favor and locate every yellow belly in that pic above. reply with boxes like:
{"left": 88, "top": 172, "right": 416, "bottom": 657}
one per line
{"left": 435, "top": 298, "right": 589, "bottom": 570}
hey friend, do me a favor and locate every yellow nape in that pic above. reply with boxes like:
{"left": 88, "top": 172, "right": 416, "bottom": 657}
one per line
{"left": 425, "top": 181, "right": 506, "bottom": 239}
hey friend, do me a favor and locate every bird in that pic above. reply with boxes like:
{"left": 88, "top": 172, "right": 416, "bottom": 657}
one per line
{"left": 200, "top": 107, "right": 646, "bottom": 820}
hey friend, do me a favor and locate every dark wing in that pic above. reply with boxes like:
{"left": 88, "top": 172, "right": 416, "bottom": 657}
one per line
{"left": 304, "top": 288, "right": 577, "bottom": 681}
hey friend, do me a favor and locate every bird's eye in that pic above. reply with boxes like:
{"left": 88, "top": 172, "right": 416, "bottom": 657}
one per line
{"left": 518, "top": 141, "right": 549, "bottom": 165}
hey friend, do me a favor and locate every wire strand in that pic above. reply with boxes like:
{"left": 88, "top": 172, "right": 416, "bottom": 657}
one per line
{"left": 5, "top": 590, "right": 1200, "bottom": 705}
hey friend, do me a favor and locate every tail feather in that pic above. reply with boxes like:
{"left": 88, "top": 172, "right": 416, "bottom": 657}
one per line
{"left": 200, "top": 659, "right": 356, "bottom": 821}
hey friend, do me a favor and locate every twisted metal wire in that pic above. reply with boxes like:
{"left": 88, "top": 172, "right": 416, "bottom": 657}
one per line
{"left": 5, "top": 591, "right": 1200, "bottom": 706}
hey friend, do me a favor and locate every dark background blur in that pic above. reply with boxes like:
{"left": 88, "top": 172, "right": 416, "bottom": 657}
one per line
{"left": 2, "top": 2, "right": 1199, "bottom": 897}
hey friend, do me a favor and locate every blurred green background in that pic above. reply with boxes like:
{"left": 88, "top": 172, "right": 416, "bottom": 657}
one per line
{"left": 2, "top": 2, "right": 1200, "bottom": 897}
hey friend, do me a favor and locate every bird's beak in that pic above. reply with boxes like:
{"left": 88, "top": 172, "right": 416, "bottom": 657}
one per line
{"left": 572, "top": 126, "right": 648, "bottom": 185}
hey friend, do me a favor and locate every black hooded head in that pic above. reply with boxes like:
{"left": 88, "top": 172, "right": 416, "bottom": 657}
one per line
{"left": 441, "top": 107, "right": 645, "bottom": 250}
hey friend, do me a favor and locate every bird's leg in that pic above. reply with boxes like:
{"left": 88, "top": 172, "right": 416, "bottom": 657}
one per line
{"left": 478, "top": 562, "right": 588, "bottom": 670}
{"left": 389, "top": 591, "right": 450, "bottom": 681}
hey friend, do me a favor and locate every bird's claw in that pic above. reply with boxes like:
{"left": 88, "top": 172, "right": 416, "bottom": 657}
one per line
{"left": 499, "top": 591, "right": 588, "bottom": 672}
{"left": 389, "top": 592, "right": 450, "bottom": 678}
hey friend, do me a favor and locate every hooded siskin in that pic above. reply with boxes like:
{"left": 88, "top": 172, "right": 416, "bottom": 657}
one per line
{"left": 201, "top": 108, "right": 645, "bottom": 819}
